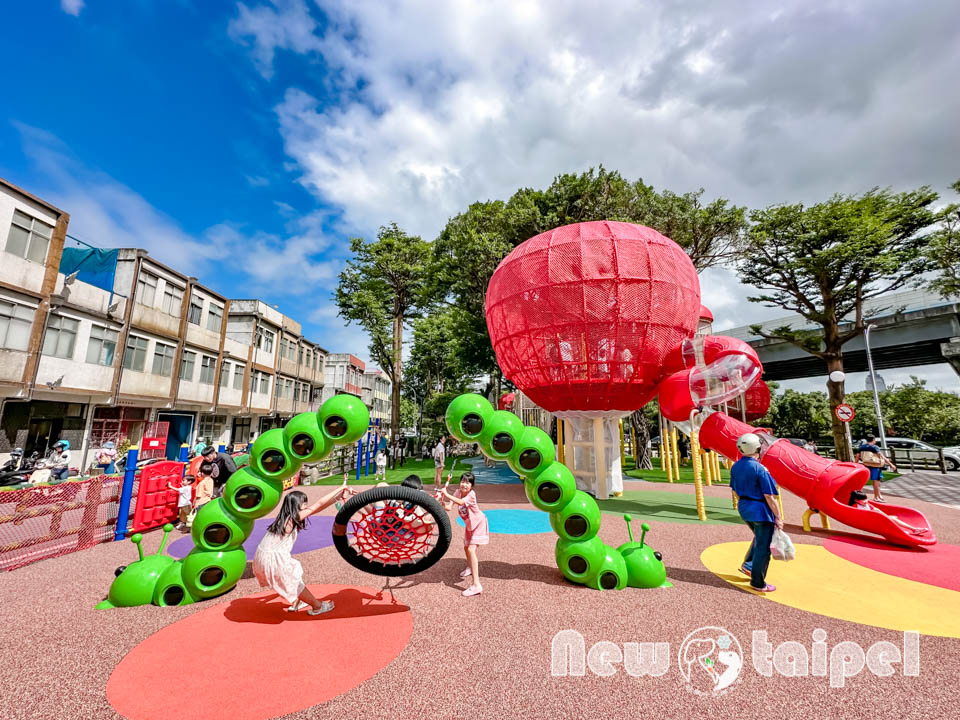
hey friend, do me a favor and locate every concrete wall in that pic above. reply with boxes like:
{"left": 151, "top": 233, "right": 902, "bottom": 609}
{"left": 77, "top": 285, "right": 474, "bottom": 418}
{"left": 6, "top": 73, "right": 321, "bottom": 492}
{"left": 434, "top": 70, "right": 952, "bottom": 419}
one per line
{"left": 0, "top": 186, "right": 58, "bottom": 295}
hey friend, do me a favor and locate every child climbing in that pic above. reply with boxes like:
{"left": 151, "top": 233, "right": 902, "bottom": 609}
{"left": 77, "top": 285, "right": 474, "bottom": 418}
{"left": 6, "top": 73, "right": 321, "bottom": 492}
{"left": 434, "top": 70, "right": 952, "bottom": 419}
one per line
{"left": 438, "top": 471, "right": 488, "bottom": 597}
{"left": 253, "top": 480, "right": 349, "bottom": 615}
{"left": 167, "top": 475, "right": 194, "bottom": 530}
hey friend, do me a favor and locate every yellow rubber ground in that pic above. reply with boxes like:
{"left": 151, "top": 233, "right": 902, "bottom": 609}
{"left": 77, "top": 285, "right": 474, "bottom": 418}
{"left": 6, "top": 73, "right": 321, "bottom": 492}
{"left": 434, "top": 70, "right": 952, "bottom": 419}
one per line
{"left": 701, "top": 541, "right": 960, "bottom": 638}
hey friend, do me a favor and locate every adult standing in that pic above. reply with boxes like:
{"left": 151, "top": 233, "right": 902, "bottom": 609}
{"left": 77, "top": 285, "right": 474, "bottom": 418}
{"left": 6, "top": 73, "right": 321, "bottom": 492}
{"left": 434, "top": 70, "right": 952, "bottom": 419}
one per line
{"left": 432, "top": 437, "right": 446, "bottom": 491}
{"left": 855, "top": 434, "right": 896, "bottom": 503}
{"left": 96, "top": 440, "right": 117, "bottom": 474}
{"left": 729, "top": 433, "right": 782, "bottom": 593}
{"left": 397, "top": 434, "right": 407, "bottom": 467}
{"left": 201, "top": 445, "right": 238, "bottom": 497}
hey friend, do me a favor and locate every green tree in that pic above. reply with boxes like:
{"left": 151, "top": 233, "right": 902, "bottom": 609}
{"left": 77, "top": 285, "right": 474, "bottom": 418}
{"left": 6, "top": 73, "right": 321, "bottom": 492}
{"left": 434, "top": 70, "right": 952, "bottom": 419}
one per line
{"left": 431, "top": 167, "right": 747, "bottom": 391}
{"left": 769, "top": 390, "right": 832, "bottom": 441}
{"left": 335, "top": 223, "right": 432, "bottom": 439}
{"left": 739, "top": 186, "right": 941, "bottom": 459}
{"left": 927, "top": 179, "right": 960, "bottom": 299}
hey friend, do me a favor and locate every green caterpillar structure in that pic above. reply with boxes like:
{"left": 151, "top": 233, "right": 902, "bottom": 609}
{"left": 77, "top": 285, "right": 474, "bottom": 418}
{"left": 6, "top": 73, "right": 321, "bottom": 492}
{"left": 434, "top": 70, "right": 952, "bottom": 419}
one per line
{"left": 446, "top": 394, "right": 671, "bottom": 591}
{"left": 97, "top": 394, "right": 369, "bottom": 609}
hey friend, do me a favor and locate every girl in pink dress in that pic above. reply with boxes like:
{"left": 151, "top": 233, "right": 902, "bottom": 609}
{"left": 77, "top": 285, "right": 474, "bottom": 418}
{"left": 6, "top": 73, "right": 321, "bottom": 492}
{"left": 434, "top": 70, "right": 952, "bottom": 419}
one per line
{"left": 439, "top": 471, "right": 488, "bottom": 597}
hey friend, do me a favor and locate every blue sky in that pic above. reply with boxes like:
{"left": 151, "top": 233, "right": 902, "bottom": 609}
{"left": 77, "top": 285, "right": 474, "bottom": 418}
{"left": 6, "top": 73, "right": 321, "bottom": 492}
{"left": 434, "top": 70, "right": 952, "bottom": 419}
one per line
{"left": 2, "top": 1, "right": 958, "bottom": 392}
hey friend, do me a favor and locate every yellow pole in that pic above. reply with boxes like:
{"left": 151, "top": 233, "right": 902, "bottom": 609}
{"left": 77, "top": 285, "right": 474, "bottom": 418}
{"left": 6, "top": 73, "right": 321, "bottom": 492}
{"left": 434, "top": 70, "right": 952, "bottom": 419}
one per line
{"left": 777, "top": 492, "right": 785, "bottom": 523}
{"left": 557, "top": 418, "right": 565, "bottom": 465}
{"left": 671, "top": 426, "right": 680, "bottom": 481}
{"left": 702, "top": 449, "right": 713, "bottom": 486}
{"left": 732, "top": 490, "right": 739, "bottom": 510}
{"left": 619, "top": 419, "right": 625, "bottom": 467}
{"left": 690, "top": 424, "right": 707, "bottom": 521}
{"left": 715, "top": 452, "right": 724, "bottom": 483}
{"left": 662, "top": 423, "right": 673, "bottom": 483}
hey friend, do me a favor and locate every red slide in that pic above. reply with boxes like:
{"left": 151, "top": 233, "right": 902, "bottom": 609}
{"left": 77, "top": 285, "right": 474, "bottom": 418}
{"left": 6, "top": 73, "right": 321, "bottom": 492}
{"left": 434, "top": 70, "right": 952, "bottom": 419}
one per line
{"left": 697, "top": 412, "right": 936, "bottom": 548}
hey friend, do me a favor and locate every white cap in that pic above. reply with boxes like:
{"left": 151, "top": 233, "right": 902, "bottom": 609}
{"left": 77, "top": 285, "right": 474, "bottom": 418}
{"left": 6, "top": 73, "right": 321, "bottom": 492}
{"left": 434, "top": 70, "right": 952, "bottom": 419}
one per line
{"left": 736, "top": 433, "right": 762, "bottom": 457}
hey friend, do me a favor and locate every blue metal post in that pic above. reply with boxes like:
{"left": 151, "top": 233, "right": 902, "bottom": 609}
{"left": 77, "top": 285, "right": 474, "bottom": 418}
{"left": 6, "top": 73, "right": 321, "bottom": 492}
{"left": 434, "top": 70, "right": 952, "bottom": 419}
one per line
{"left": 218, "top": 444, "right": 225, "bottom": 453}
{"left": 113, "top": 446, "right": 139, "bottom": 541}
{"left": 363, "top": 424, "right": 371, "bottom": 476}
{"left": 178, "top": 444, "right": 189, "bottom": 462}
{"left": 355, "top": 439, "right": 362, "bottom": 480}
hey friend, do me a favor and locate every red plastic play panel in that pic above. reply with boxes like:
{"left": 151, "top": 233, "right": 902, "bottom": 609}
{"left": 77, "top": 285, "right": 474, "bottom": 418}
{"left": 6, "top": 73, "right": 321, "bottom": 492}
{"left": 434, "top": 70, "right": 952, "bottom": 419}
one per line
{"left": 107, "top": 584, "right": 412, "bottom": 720}
{"left": 823, "top": 536, "right": 960, "bottom": 592}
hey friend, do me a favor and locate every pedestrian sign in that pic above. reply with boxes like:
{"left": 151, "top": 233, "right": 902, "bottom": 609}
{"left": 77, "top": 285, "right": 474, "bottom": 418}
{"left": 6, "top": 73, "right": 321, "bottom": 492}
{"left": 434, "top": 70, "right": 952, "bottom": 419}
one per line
{"left": 835, "top": 404, "right": 855, "bottom": 423}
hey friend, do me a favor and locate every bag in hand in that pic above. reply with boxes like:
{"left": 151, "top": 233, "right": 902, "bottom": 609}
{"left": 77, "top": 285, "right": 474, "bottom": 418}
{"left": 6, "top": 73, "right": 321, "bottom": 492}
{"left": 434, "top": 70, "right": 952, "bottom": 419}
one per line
{"left": 770, "top": 528, "right": 796, "bottom": 561}
{"left": 859, "top": 450, "right": 883, "bottom": 468}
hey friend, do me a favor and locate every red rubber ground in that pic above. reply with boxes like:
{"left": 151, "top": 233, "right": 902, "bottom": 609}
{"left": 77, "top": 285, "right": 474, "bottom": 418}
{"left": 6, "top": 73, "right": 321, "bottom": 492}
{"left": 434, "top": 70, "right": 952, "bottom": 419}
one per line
{"left": 823, "top": 535, "right": 960, "bottom": 592}
{"left": 2, "top": 480, "right": 959, "bottom": 720}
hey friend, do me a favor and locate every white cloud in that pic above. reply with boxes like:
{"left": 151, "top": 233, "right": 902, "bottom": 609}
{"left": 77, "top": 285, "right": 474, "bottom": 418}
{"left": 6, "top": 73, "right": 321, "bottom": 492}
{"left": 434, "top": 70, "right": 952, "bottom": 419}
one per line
{"left": 228, "top": 0, "right": 324, "bottom": 80}
{"left": 60, "top": 0, "right": 84, "bottom": 16}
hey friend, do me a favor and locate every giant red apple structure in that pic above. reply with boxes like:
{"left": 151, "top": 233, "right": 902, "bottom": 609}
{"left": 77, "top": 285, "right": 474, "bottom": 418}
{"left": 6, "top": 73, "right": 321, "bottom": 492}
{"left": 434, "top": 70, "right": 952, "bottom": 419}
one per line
{"left": 485, "top": 221, "right": 701, "bottom": 498}
{"left": 481, "top": 220, "right": 934, "bottom": 547}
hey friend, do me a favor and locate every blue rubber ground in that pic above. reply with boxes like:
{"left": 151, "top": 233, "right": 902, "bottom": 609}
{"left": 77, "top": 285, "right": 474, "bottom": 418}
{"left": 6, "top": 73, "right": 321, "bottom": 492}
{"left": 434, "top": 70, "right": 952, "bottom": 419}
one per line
{"left": 459, "top": 456, "right": 523, "bottom": 484}
{"left": 457, "top": 508, "right": 553, "bottom": 534}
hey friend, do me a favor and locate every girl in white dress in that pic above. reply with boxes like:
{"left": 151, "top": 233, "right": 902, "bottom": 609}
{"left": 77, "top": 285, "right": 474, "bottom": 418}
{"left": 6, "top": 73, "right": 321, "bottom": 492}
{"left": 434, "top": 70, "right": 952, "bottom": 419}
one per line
{"left": 253, "top": 480, "right": 347, "bottom": 615}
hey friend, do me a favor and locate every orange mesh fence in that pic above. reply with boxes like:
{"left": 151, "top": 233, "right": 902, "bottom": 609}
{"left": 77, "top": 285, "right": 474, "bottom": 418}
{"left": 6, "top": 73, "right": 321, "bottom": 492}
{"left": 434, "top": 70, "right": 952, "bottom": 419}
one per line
{"left": 0, "top": 473, "right": 140, "bottom": 571}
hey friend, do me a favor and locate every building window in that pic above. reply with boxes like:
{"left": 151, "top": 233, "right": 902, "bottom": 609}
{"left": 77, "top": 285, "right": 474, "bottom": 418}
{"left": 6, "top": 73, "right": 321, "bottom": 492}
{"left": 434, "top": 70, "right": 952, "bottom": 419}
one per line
{"left": 199, "top": 356, "right": 216, "bottom": 385}
{"left": 198, "top": 414, "right": 227, "bottom": 445}
{"left": 207, "top": 304, "right": 223, "bottom": 333}
{"left": 42, "top": 315, "right": 79, "bottom": 359}
{"left": 260, "top": 373, "right": 270, "bottom": 395}
{"left": 180, "top": 350, "right": 196, "bottom": 381}
{"left": 0, "top": 299, "right": 34, "bottom": 351}
{"left": 219, "top": 361, "right": 231, "bottom": 387}
{"left": 136, "top": 272, "right": 158, "bottom": 307}
{"left": 123, "top": 336, "right": 148, "bottom": 371}
{"left": 151, "top": 342, "right": 176, "bottom": 377}
{"left": 161, "top": 284, "right": 183, "bottom": 316}
{"left": 303, "top": 349, "right": 310, "bottom": 368}
{"left": 187, "top": 296, "right": 203, "bottom": 325}
{"left": 256, "top": 327, "right": 274, "bottom": 353}
{"left": 280, "top": 338, "right": 288, "bottom": 359}
{"left": 233, "top": 363, "right": 243, "bottom": 389}
{"left": 86, "top": 325, "right": 119, "bottom": 366}
{"left": 5, "top": 210, "right": 52, "bottom": 264}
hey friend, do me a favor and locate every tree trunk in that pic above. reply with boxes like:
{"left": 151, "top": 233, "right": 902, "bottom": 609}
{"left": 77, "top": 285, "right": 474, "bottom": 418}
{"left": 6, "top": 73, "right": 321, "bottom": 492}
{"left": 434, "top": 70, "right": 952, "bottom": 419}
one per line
{"left": 825, "top": 354, "right": 852, "bottom": 461}
{"left": 629, "top": 410, "right": 653, "bottom": 470}
{"left": 391, "top": 315, "right": 402, "bottom": 442}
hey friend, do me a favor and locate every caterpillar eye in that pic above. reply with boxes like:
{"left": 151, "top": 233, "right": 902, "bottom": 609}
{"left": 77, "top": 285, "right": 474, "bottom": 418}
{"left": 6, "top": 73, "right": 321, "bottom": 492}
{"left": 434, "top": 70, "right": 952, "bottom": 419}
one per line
{"left": 115, "top": 565, "right": 126, "bottom": 577}
{"left": 654, "top": 551, "right": 663, "bottom": 562}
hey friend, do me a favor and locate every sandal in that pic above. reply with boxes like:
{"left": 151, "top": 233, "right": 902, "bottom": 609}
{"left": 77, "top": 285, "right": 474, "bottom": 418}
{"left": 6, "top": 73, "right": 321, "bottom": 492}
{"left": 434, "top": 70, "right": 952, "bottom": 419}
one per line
{"left": 752, "top": 584, "right": 776, "bottom": 593}
{"left": 462, "top": 585, "right": 483, "bottom": 597}
{"left": 307, "top": 601, "right": 335, "bottom": 615}
{"left": 285, "top": 601, "right": 304, "bottom": 612}
{"left": 738, "top": 566, "right": 751, "bottom": 577}
{"left": 460, "top": 567, "right": 472, "bottom": 578}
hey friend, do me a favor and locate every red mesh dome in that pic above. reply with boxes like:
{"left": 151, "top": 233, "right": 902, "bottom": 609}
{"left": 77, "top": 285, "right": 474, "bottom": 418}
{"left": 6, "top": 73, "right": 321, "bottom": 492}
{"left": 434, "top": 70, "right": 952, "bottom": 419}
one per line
{"left": 485, "top": 221, "right": 700, "bottom": 413}
{"left": 744, "top": 378, "right": 772, "bottom": 421}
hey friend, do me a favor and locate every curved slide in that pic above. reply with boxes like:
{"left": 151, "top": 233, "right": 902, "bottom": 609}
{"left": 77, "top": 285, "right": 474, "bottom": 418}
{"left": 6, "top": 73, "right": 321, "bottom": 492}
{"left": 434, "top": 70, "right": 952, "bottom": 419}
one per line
{"left": 697, "top": 411, "right": 936, "bottom": 548}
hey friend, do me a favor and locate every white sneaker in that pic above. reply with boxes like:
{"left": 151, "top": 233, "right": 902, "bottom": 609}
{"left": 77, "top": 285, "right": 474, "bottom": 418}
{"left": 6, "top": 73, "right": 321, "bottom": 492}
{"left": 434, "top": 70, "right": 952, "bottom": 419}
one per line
{"left": 462, "top": 585, "right": 483, "bottom": 597}
{"left": 460, "top": 567, "right": 472, "bottom": 578}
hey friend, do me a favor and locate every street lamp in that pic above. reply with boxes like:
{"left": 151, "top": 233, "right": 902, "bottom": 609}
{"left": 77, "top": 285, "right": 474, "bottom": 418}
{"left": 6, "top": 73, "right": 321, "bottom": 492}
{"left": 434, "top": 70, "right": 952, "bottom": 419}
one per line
{"left": 864, "top": 324, "right": 887, "bottom": 451}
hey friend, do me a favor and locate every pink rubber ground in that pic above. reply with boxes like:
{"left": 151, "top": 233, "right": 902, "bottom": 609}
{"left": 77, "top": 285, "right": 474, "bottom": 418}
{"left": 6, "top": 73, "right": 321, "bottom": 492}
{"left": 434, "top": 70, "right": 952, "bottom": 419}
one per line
{"left": 2, "top": 480, "right": 958, "bottom": 719}
{"left": 823, "top": 535, "right": 960, "bottom": 592}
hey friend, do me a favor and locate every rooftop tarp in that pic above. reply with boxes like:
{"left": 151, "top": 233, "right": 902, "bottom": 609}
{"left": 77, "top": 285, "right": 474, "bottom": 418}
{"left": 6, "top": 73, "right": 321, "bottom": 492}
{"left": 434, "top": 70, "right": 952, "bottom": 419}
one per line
{"left": 59, "top": 247, "right": 119, "bottom": 293}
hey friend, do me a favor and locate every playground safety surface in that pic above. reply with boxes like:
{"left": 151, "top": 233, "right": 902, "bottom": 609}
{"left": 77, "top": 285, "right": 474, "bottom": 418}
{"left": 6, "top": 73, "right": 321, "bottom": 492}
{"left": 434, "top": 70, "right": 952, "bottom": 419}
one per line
{"left": 2, "top": 479, "right": 959, "bottom": 720}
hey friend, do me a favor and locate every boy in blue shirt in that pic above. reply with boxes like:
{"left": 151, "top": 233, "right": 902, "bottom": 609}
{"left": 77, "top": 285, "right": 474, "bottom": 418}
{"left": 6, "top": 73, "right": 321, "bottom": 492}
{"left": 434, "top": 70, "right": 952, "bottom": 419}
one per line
{"left": 729, "top": 433, "right": 782, "bottom": 593}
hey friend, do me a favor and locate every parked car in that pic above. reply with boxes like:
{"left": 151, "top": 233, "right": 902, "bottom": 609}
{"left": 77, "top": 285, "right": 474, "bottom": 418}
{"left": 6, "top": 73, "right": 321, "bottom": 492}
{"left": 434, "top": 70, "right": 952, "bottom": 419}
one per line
{"left": 881, "top": 437, "right": 960, "bottom": 472}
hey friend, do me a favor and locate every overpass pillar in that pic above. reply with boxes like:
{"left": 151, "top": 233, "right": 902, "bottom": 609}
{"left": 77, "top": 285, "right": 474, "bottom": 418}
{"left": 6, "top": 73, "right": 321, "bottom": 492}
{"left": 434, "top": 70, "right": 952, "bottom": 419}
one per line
{"left": 942, "top": 337, "right": 960, "bottom": 378}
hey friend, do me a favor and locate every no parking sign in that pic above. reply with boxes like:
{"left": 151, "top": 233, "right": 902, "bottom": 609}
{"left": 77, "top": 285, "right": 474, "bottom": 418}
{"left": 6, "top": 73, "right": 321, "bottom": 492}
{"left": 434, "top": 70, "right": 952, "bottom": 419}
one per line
{"left": 835, "top": 404, "right": 855, "bottom": 423}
